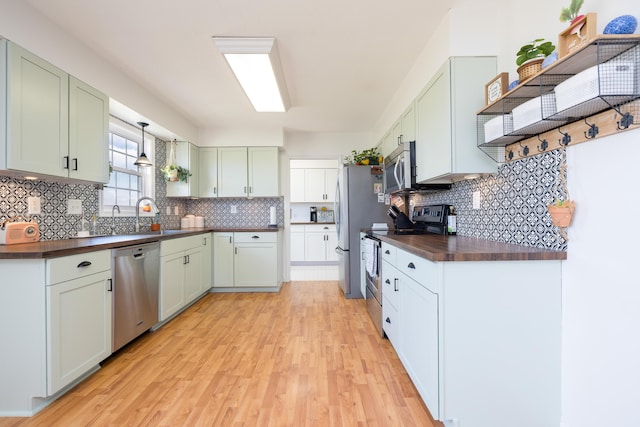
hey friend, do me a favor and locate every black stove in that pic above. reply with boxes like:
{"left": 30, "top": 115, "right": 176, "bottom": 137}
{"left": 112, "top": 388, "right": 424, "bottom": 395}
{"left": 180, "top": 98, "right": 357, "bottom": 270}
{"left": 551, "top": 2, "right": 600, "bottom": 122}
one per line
{"left": 386, "top": 204, "right": 451, "bottom": 235}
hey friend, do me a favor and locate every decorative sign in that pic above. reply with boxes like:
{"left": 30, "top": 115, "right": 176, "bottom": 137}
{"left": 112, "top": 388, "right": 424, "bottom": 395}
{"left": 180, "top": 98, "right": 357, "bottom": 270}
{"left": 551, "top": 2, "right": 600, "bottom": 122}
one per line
{"left": 485, "top": 73, "right": 509, "bottom": 105}
{"left": 558, "top": 13, "right": 597, "bottom": 58}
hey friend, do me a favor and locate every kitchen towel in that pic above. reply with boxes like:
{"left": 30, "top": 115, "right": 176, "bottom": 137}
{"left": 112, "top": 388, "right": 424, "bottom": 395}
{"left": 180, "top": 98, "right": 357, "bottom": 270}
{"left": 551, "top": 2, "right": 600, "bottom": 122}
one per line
{"left": 269, "top": 206, "right": 277, "bottom": 226}
{"left": 364, "top": 238, "right": 377, "bottom": 278}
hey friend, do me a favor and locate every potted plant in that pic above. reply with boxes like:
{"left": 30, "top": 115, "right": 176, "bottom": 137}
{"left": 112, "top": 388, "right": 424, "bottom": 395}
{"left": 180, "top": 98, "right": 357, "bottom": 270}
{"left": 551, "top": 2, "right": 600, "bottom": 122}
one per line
{"left": 346, "top": 147, "right": 383, "bottom": 165}
{"left": 516, "top": 38, "right": 556, "bottom": 81}
{"left": 161, "top": 164, "right": 191, "bottom": 183}
{"left": 547, "top": 199, "right": 576, "bottom": 227}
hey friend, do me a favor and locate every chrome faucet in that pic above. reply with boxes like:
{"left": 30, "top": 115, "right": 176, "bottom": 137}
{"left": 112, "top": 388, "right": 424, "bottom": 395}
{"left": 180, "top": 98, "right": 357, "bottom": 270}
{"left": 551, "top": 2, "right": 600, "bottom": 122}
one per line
{"left": 135, "top": 197, "right": 160, "bottom": 232}
{"left": 111, "top": 204, "right": 121, "bottom": 235}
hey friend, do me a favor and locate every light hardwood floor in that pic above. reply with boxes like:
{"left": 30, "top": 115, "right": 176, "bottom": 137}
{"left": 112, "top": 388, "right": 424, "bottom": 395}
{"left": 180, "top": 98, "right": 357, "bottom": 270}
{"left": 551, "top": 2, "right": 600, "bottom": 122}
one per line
{"left": 2, "top": 281, "right": 439, "bottom": 426}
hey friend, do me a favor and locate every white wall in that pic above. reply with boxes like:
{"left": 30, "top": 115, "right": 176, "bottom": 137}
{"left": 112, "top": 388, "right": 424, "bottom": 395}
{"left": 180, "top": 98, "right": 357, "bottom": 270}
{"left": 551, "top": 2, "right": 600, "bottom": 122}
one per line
{"left": 564, "top": 129, "right": 640, "bottom": 427}
{"left": 0, "top": 0, "right": 198, "bottom": 142}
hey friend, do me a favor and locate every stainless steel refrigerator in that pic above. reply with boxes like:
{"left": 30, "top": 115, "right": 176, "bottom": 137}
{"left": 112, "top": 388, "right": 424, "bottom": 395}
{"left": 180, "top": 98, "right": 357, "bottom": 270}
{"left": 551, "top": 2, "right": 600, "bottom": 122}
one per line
{"left": 335, "top": 164, "right": 389, "bottom": 298}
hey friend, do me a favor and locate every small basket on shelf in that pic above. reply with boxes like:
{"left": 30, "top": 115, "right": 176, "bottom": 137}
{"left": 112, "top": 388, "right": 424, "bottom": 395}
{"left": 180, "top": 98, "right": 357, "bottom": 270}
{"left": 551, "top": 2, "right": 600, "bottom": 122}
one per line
{"left": 517, "top": 58, "right": 544, "bottom": 82}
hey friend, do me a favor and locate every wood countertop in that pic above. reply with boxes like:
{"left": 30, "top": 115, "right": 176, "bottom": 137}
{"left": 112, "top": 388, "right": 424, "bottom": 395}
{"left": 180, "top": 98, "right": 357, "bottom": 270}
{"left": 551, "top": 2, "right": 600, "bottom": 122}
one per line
{"left": 0, "top": 227, "right": 281, "bottom": 259}
{"left": 371, "top": 232, "right": 567, "bottom": 262}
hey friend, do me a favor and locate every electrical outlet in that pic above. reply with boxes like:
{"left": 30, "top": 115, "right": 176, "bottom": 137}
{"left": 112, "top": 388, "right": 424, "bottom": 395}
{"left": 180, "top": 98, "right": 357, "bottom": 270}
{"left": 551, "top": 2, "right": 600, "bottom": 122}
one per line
{"left": 166, "top": 206, "right": 171, "bottom": 215}
{"left": 230, "top": 205, "right": 237, "bottom": 214}
{"left": 27, "top": 196, "right": 41, "bottom": 215}
{"left": 472, "top": 191, "right": 481, "bottom": 210}
{"left": 174, "top": 206, "right": 179, "bottom": 215}
{"left": 67, "top": 199, "right": 82, "bottom": 215}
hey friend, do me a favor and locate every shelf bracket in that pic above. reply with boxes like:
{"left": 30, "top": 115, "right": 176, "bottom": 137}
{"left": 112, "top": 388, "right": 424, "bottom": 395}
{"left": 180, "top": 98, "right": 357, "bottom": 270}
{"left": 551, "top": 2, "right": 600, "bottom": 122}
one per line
{"left": 583, "top": 118, "right": 599, "bottom": 139}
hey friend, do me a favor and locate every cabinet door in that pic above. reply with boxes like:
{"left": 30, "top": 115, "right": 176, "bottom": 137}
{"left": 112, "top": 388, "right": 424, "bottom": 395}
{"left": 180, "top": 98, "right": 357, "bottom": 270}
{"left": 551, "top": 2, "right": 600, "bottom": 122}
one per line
{"left": 68, "top": 76, "right": 109, "bottom": 183}
{"left": 416, "top": 61, "right": 451, "bottom": 182}
{"left": 198, "top": 147, "right": 218, "bottom": 197}
{"left": 289, "top": 168, "right": 305, "bottom": 202}
{"left": 160, "top": 252, "right": 186, "bottom": 320}
{"left": 323, "top": 168, "right": 337, "bottom": 202}
{"left": 248, "top": 147, "right": 279, "bottom": 197}
{"left": 184, "top": 247, "right": 203, "bottom": 303}
{"left": 6, "top": 41, "right": 69, "bottom": 178}
{"left": 213, "top": 232, "right": 234, "bottom": 287}
{"left": 399, "top": 275, "right": 440, "bottom": 419}
{"left": 200, "top": 233, "right": 212, "bottom": 292}
{"left": 290, "top": 231, "right": 305, "bottom": 262}
{"left": 401, "top": 102, "right": 416, "bottom": 143}
{"left": 217, "top": 147, "right": 248, "bottom": 197}
{"left": 46, "top": 270, "right": 112, "bottom": 395}
{"left": 304, "top": 169, "right": 326, "bottom": 202}
{"left": 391, "top": 118, "right": 402, "bottom": 145}
{"left": 304, "top": 231, "right": 326, "bottom": 262}
{"left": 167, "top": 142, "right": 198, "bottom": 197}
{"left": 234, "top": 242, "right": 277, "bottom": 287}
{"left": 379, "top": 130, "right": 395, "bottom": 157}
{"left": 326, "top": 229, "right": 339, "bottom": 261}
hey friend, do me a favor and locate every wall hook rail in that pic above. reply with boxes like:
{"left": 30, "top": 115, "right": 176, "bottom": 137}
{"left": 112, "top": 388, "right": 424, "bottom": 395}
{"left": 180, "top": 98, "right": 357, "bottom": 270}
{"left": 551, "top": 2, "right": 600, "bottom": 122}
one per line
{"left": 537, "top": 135, "right": 549, "bottom": 152}
{"left": 558, "top": 128, "right": 571, "bottom": 146}
{"left": 583, "top": 118, "right": 599, "bottom": 139}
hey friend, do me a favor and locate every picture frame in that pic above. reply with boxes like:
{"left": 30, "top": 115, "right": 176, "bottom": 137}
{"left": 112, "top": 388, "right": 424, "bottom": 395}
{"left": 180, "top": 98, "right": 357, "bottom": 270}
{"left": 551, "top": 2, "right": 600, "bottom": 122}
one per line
{"left": 485, "top": 73, "right": 509, "bottom": 105}
{"left": 558, "top": 13, "right": 597, "bottom": 58}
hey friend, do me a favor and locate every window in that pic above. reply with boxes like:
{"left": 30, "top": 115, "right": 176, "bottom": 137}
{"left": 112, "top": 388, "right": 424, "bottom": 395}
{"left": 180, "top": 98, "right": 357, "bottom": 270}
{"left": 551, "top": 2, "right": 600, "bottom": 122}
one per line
{"left": 99, "top": 119, "right": 154, "bottom": 217}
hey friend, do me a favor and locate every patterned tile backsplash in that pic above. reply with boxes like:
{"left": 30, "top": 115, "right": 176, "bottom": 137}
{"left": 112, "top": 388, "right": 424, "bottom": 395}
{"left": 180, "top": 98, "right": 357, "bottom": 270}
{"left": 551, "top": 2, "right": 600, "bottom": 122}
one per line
{"left": 0, "top": 138, "right": 283, "bottom": 240}
{"left": 412, "top": 149, "right": 567, "bottom": 251}
{"left": 0, "top": 137, "right": 562, "bottom": 250}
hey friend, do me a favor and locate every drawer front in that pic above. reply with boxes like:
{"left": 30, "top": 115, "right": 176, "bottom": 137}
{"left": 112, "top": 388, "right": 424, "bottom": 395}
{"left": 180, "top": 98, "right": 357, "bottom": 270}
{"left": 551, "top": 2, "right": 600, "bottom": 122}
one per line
{"left": 381, "top": 242, "right": 397, "bottom": 264}
{"left": 161, "top": 234, "right": 204, "bottom": 256}
{"left": 290, "top": 224, "right": 305, "bottom": 232}
{"left": 381, "top": 260, "right": 400, "bottom": 310}
{"left": 396, "top": 248, "right": 438, "bottom": 291}
{"left": 382, "top": 296, "right": 399, "bottom": 349}
{"left": 234, "top": 232, "right": 278, "bottom": 243}
{"left": 305, "top": 224, "right": 336, "bottom": 233}
{"left": 47, "top": 250, "right": 111, "bottom": 285}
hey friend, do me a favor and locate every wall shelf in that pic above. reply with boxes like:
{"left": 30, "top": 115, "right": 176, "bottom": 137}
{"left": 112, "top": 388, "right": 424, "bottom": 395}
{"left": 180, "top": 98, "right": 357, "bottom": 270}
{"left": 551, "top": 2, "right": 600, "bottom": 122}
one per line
{"left": 477, "top": 35, "right": 640, "bottom": 162}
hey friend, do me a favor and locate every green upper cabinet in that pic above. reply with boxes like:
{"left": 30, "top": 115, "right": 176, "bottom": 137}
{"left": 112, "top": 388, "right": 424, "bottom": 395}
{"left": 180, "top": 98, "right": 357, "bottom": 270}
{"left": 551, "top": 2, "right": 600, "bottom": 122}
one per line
{"left": 247, "top": 146, "right": 279, "bottom": 197}
{"left": 415, "top": 57, "right": 497, "bottom": 184}
{"left": 1, "top": 39, "right": 108, "bottom": 184}
{"left": 217, "top": 147, "right": 249, "bottom": 197}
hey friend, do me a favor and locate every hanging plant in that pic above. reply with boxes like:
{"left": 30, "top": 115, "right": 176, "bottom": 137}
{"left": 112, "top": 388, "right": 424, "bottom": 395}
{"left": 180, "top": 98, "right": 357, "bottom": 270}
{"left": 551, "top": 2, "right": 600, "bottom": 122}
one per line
{"left": 547, "top": 145, "right": 575, "bottom": 238}
{"left": 161, "top": 164, "right": 191, "bottom": 183}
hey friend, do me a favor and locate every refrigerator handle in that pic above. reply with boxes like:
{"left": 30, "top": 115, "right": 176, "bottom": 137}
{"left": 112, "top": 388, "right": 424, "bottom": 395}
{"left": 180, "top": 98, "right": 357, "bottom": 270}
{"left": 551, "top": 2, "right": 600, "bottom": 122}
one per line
{"left": 334, "top": 174, "right": 341, "bottom": 239}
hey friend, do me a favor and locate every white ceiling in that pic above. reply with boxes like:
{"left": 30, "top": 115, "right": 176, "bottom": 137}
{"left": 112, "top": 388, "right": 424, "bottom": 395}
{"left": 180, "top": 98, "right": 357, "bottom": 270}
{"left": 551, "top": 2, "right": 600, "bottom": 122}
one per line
{"left": 25, "top": 0, "right": 456, "bottom": 135}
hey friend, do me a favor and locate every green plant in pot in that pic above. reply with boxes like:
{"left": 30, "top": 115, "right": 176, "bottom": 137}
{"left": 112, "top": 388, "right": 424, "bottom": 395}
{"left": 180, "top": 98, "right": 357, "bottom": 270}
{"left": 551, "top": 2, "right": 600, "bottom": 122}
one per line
{"left": 516, "top": 38, "right": 556, "bottom": 81}
{"left": 160, "top": 164, "right": 191, "bottom": 183}
{"left": 346, "top": 147, "right": 383, "bottom": 165}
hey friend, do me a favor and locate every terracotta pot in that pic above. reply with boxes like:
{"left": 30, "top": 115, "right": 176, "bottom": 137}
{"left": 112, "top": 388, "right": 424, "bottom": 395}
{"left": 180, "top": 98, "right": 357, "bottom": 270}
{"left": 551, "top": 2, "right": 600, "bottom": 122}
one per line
{"left": 547, "top": 203, "right": 575, "bottom": 227}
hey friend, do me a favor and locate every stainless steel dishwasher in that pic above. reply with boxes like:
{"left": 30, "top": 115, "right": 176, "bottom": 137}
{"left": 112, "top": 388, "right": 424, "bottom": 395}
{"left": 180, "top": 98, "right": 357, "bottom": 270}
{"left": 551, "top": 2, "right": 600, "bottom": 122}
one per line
{"left": 112, "top": 242, "right": 160, "bottom": 352}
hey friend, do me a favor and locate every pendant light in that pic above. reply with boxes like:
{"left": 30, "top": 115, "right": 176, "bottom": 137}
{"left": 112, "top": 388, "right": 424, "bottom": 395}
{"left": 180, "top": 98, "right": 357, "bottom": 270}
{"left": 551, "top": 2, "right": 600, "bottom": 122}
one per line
{"left": 134, "top": 121, "right": 152, "bottom": 167}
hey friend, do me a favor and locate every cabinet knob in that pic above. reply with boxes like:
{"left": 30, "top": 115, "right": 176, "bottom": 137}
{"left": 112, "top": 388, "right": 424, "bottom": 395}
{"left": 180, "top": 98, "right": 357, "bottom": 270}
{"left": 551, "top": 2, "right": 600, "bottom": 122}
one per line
{"left": 77, "top": 261, "right": 92, "bottom": 268}
{"left": 385, "top": 279, "right": 391, "bottom": 284}
{"left": 407, "top": 262, "right": 415, "bottom": 269}
{"left": 63, "top": 156, "right": 69, "bottom": 170}
{"left": 384, "top": 250, "right": 390, "bottom": 254}
{"left": 394, "top": 278, "right": 399, "bottom": 292}
{"left": 72, "top": 158, "right": 78, "bottom": 171}
{"left": 251, "top": 235, "right": 260, "bottom": 239}
{"left": 385, "top": 317, "right": 391, "bottom": 324}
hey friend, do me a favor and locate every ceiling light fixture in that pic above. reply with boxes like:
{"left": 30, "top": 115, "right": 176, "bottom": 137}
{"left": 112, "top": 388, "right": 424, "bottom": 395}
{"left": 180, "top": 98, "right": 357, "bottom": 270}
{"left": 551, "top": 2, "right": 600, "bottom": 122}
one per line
{"left": 134, "top": 121, "right": 152, "bottom": 167}
{"left": 212, "top": 37, "right": 290, "bottom": 112}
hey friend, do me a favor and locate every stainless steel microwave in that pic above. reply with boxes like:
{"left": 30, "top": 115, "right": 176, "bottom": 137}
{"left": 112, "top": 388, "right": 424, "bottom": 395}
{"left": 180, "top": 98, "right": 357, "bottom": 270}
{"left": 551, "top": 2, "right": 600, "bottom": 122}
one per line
{"left": 382, "top": 141, "right": 451, "bottom": 194}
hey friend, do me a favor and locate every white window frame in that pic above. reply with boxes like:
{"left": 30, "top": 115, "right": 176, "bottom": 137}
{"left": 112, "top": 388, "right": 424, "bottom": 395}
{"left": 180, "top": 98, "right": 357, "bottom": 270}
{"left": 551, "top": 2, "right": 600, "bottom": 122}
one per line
{"left": 99, "top": 119, "right": 155, "bottom": 218}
